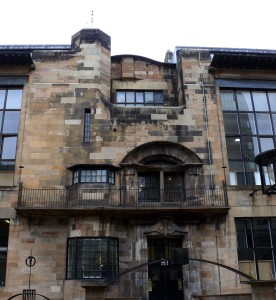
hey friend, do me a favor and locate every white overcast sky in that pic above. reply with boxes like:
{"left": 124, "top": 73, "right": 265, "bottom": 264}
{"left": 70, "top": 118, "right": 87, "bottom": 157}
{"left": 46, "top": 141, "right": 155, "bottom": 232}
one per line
{"left": 1, "top": 0, "right": 276, "bottom": 62}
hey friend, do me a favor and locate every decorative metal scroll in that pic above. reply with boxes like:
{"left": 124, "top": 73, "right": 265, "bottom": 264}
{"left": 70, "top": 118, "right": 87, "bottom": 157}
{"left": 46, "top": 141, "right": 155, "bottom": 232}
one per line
{"left": 7, "top": 254, "right": 50, "bottom": 300}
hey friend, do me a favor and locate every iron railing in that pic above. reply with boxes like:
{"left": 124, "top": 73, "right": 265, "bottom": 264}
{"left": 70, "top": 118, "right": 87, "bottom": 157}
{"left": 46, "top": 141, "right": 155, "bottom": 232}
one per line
{"left": 17, "top": 186, "right": 228, "bottom": 209}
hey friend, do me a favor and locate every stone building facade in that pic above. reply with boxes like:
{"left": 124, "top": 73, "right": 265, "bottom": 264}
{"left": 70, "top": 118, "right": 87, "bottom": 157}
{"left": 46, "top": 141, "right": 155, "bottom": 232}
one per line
{"left": 0, "top": 28, "right": 276, "bottom": 299}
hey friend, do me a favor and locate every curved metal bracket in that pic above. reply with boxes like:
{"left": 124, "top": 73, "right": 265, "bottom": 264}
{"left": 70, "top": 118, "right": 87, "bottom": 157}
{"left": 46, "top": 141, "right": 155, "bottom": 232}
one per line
{"left": 7, "top": 292, "right": 50, "bottom": 300}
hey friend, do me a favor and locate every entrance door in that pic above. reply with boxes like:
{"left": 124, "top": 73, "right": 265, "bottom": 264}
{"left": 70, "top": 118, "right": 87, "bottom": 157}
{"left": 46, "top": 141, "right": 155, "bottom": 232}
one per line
{"left": 148, "top": 238, "right": 183, "bottom": 300}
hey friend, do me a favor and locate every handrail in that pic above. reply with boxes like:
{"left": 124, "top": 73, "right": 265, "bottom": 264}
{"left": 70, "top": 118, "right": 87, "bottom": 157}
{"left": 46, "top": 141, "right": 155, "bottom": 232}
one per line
{"left": 17, "top": 186, "right": 228, "bottom": 209}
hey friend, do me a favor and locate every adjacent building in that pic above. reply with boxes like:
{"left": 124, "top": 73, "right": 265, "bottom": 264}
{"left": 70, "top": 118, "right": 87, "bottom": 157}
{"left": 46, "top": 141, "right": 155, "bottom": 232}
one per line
{"left": 1, "top": 28, "right": 276, "bottom": 300}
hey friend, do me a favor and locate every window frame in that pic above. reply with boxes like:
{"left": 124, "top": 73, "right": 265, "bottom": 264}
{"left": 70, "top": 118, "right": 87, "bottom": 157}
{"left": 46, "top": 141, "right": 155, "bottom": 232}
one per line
{"left": 115, "top": 90, "right": 164, "bottom": 106}
{"left": 66, "top": 237, "right": 119, "bottom": 280}
{"left": 83, "top": 108, "right": 91, "bottom": 143}
{"left": 221, "top": 89, "right": 276, "bottom": 186}
{"left": 235, "top": 218, "right": 276, "bottom": 280}
{"left": 0, "top": 87, "right": 23, "bottom": 171}
{"left": 72, "top": 168, "right": 115, "bottom": 185}
{"left": 0, "top": 219, "right": 9, "bottom": 286}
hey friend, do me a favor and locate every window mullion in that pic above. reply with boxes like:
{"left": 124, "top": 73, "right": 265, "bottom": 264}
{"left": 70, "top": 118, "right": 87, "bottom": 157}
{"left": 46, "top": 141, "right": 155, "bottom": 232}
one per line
{"left": 250, "top": 219, "right": 260, "bottom": 280}
{"left": 268, "top": 219, "right": 276, "bottom": 277}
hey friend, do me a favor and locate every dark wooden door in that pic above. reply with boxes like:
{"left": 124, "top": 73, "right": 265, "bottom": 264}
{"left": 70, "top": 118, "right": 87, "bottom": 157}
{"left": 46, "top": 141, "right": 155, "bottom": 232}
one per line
{"left": 148, "top": 238, "right": 183, "bottom": 300}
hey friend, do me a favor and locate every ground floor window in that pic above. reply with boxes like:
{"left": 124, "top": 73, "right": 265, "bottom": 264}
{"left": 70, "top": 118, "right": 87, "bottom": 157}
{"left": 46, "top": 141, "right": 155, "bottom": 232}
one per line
{"left": 66, "top": 237, "right": 119, "bottom": 279}
{"left": 236, "top": 218, "right": 276, "bottom": 280}
{"left": 0, "top": 219, "right": 9, "bottom": 286}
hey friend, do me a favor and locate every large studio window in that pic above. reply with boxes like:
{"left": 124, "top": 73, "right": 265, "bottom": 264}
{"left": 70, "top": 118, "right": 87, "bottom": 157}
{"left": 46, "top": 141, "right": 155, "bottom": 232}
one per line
{"left": 236, "top": 218, "right": 276, "bottom": 280}
{"left": 0, "top": 220, "right": 9, "bottom": 286}
{"left": 221, "top": 90, "right": 276, "bottom": 185}
{"left": 116, "top": 90, "right": 164, "bottom": 106}
{"left": 66, "top": 237, "right": 119, "bottom": 279}
{"left": 0, "top": 88, "right": 23, "bottom": 171}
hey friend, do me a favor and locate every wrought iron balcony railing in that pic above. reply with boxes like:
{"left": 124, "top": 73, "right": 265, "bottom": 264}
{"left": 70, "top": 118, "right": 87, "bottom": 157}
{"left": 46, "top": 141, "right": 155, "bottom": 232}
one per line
{"left": 17, "top": 186, "right": 228, "bottom": 209}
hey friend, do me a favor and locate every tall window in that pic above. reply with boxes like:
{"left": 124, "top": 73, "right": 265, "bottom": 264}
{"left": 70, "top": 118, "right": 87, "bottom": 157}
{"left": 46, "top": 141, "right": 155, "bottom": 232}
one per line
{"left": 221, "top": 90, "right": 276, "bottom": 185}
{"left": 0, "top": 220, "right": 9, "bottom": 286}
{"left": 0, "top": 88, "right": 23, "bottom": 171}
{"left": 66, "top": 237, "right": 119, "bottom": 279}
{"left": 116, "top": 90, "right": 164, "bottom": 106}
{"left": 138, "top": 168, "right": 184, "bottom": 203}
{"left": 84, "top": 109, "right": 91, "bottom": 143}
{"left": 236, "top": 218, "right": 276, "bottom": 280}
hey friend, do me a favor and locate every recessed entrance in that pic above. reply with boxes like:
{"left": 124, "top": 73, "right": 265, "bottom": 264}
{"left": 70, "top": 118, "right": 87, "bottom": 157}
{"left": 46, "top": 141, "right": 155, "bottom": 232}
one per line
{"left": 148, "top": 237, "right": 183, "bottom": 300}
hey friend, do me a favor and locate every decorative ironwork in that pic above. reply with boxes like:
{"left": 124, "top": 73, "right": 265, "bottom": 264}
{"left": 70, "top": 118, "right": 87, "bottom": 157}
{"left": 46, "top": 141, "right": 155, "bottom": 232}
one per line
{"left": 255, "top": 149, "right": 276, "bottom": 194}
{"left": 23, "top": 289, "right": 36, "bottom": 300}
{"left": 7, "top": 255, "right": 50, "bottom": 300}
{"left": 17, "top": 186, "right": 228, "bottom": 208}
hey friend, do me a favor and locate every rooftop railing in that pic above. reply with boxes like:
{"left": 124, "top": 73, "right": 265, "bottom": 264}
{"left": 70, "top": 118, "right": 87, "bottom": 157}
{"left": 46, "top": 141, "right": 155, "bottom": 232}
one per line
{"left": 17, "top": 186, "right": 228, "bottom": 209}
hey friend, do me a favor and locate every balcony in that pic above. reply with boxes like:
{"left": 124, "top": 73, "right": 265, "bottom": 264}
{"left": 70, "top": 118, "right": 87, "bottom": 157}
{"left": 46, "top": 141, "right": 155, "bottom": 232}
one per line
{"left": 16, "top": 186, "right": 229, "bottom": 219}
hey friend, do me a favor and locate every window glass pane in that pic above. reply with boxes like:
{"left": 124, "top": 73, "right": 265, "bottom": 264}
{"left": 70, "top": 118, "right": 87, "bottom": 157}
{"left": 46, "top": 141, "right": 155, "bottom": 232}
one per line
{"left": 271, "top": 219, "right": 276, "bottom": 246}
{"left": 243, "top": 137, "right": 259, "bottom": 160}
{"left": 0, "top": 161, "right": 15, "bottom": 171}
{"left": 0, "top": 111, "right": 2, "bottom": 128}
{"left": 237, "top": 91, "right": 253, "bottom": 111}
{"left": 0, "top": 90, "right": 5, "bottom": 109}
{"left": 256, "top": 113, "right": 272, "bottom": 134}
{"left": 253, "top": 219, "right": 271, "bottom": 247}
{"left": 236, "top": 220, "right": 251, "bottom": 249}
{"left": 247, "top": 162, "right": 261, "bottom": 185}
{"left": 226, "top": 137, "right": 242, "bottom": 159}
{"left": 236, "top": 221, "right": 254, "bottom": 261}
{"left": 2, "top": 137, "right": 17, "bottom": 159}
{"left": 268, "top": 92, "right": 276, "bottom": 111}
{"left": 263, "top": 164, "right": 275, "bottom": 185}
{"left": 73, "top": 171, "right": 78, "bottom": 184}
{"left": 126, "top": 92, "right": 135, "bottom": 103}
{"left": 221, "top": 91, "right": 236, "bottom": 111}
{"left": 6, "top": 90, "right": 22, "bottom": 109}
{"left": 116, "top": 92, "right": 125, "bottom": 103}
{"left": 3, "top": 111, "right": 20, "bottom": 133}
{"left": 272, "top": 114, "right": 276, "bottom": 132}
{"left": 223, "top": 113, "right": 239, "bottom": 134}
{"left": 136, "top": 92, "right": 144, "bottom": 103}
{"left": 260, "top": 138, "right": 274, "bottom": 152}
{"left": 252, "top": 92, "right": 269, "bottom": 111}
{"left": 145, "top": 92, "right": 154, "bottom": 103}
{"left": 229, "top": 161, "right": 245, "bottom": 185}
{"left": 154, "top": 92, "right": 164, "bottom": 104}
{"left": 240, "top": 113, "right": 256, "bottom": 134}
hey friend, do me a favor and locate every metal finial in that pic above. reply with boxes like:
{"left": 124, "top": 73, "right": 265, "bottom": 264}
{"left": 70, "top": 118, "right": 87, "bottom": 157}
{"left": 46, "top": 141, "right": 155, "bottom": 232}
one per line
{"left": 91, "top": 10, "right": 94, "bottom": 28}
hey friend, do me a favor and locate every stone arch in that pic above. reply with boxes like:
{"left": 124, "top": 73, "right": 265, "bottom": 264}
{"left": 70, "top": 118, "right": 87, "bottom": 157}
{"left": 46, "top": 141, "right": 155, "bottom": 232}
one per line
{"left": 121, "top": 141, "right": 202, "bottom": 166}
